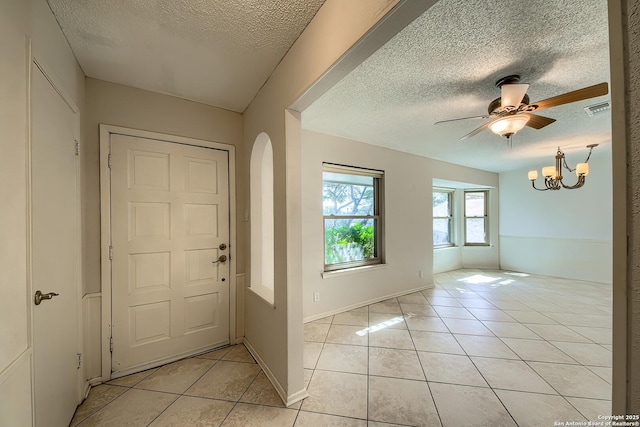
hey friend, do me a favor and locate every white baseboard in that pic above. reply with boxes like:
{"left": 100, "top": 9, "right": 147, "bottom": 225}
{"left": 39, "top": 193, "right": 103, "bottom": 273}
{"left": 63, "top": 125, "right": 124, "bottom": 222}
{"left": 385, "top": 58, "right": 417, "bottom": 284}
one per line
{"left": 243, "top": 339, "right": 308, "bottom": 407}
{"left": 303, "top": 283, "right": 435, "bottom": 323}
{"left": 285, "top": 387, "right": 309, "bottom": 407}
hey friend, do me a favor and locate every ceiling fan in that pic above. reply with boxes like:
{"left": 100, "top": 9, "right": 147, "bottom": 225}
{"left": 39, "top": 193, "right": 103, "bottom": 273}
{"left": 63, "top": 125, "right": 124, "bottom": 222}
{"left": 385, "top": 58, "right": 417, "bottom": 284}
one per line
{"left": 435, "top": 75, "right": 608, "bottom": 140}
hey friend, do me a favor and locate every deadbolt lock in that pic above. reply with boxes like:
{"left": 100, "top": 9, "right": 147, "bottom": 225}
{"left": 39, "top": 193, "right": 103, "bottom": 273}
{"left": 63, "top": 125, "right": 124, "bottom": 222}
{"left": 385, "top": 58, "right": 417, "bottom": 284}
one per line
{"left": 219, "top": 243, "right": 227, "bottom": 250}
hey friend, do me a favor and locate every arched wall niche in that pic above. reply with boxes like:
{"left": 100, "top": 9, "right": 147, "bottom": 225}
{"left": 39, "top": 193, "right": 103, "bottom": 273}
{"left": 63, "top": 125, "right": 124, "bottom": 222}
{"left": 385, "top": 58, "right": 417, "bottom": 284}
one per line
{"left": 249, "top": 132, "right": 274, "bottom": 304}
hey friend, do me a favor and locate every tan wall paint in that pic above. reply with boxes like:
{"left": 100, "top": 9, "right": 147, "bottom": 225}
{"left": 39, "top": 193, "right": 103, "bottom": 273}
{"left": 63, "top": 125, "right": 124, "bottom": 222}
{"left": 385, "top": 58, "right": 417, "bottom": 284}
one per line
{"left": 30, "top": 0, "right": 84, "bottom": 106}
{"left": 241, "top": 0, "right": 440, "bottom": 401}
{"left": 0, "top": 0, "right": 30, "bottom": 376}
{"left": 83, "top": 78, "right": 244, "bottom": 296}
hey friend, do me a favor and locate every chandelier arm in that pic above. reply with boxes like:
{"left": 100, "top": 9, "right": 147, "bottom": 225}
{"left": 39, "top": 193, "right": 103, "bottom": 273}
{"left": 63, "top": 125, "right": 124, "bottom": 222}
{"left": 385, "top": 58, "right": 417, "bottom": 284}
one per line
{"left": 544, "top": 177, "right": 560, "bottom": 190}
{"left": 531, "top": 180, "right": 549, "bottom": 191}
{"left": 559, "top": 175, "right": 586, "bottom": 190}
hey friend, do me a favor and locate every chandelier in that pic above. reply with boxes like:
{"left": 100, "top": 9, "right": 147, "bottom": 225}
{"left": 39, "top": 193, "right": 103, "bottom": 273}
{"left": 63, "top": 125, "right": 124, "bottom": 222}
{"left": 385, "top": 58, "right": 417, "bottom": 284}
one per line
{"left": 527, "top": 144, "right": 597, "bottom": 191}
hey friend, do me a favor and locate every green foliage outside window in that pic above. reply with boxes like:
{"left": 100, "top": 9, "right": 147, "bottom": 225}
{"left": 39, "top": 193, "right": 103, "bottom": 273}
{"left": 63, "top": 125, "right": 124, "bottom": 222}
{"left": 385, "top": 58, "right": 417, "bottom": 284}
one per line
{"left": 323, "top": 168, "right": 381, "bottom": 269}
{"left": 324, "top": 222, "right": 375, "bottom": 264}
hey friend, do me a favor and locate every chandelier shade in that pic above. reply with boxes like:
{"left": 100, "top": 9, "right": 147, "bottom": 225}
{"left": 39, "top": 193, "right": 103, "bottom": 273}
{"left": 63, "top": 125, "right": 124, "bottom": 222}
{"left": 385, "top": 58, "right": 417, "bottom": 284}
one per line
{"left": 576, "top": 163, "right": 589, "bottom": 176}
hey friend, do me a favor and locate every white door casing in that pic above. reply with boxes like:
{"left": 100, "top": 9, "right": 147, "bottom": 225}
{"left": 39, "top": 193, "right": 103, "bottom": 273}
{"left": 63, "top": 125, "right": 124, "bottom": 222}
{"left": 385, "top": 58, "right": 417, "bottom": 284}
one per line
{"left": 109, "top": 133, "right": 232, "bottom": 376}
{"left": 31, "top": 62, "right": 81, "bottom": 426}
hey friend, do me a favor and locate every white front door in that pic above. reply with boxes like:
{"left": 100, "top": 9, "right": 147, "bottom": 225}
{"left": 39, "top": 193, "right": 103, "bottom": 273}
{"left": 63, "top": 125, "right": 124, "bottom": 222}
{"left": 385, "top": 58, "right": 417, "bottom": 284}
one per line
{"left": 31, "top": 64, "right": 81, "bottom": 426}
{"left": 110, "top": 134, "right": 230, "bottom": 376}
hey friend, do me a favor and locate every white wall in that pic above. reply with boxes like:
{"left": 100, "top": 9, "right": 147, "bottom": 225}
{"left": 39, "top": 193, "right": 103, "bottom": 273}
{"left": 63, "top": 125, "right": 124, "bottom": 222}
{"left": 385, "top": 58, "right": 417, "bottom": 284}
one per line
{"left": 301, "top": 130, "right": 499, "bottom": 320}
{"left": 0, "top": 0, "right": 85, "bottom": 424}
{"left": 432, "top": 184, "right": 500, "bottom": 274}
{"left": 499, "top": 146, "right": 613, "bottom": 284}
{"left": 433, "top": 246, "right": 463, "bottom": 273}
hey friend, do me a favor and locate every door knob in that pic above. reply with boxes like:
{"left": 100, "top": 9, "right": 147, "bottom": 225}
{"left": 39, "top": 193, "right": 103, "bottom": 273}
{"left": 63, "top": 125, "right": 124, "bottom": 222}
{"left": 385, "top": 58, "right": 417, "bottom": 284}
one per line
{"left": 34, "top": 290, "right": 59, "bottom": 305}
{"left": 211, "top": 255, "right": 227, "bottom": 264}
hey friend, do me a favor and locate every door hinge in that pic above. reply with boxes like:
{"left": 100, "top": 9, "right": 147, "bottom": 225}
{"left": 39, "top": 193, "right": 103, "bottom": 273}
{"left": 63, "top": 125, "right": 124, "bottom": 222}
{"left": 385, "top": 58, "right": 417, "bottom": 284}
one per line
{"left": 109, "top": 245, "right": 113, "bottom": 261}
{"left": 74, "top": 140, "right": 80, "bottom": 156}
{"left": 109, "top": 337, "right": 113, "bottom": 353}
{"left": 77, "top": 353, "right": 82, "bottom": 370}
{"left": 108, "top": 153, "right": 112, "bottom": 168}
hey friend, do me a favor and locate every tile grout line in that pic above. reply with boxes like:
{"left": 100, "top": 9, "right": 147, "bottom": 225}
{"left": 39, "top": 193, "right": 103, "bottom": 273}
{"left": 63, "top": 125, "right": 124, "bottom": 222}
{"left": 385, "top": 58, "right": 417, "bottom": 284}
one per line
{"left": 77, "top": 270, "right": 611, "bottom": 426}
{"left": 401, "top": 294, "right": 444, "bottom": 427}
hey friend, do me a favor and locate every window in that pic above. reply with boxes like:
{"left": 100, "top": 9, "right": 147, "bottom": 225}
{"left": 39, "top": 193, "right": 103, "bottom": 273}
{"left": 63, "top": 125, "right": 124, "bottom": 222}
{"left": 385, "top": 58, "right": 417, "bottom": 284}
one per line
{"left": 433, "top": 189, "right": 453, "bottom": 247}
{"left": 464, "top": 190, "right": 488, "bottom": 245}
{"left": 323, "top": 164, "right": 383, "bottom": 271}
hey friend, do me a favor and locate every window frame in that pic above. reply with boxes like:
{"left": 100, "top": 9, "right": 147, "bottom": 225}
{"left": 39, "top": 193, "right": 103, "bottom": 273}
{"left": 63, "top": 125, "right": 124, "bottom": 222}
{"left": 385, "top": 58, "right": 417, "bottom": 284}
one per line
{"left": 322, "top": 163, "right": 384, "bottom": 272}
{"left": 433, "top": 188, "right": 455, "bottom": 248}
{"left": 464, "top": 190, "right": 489, "bottom": 246}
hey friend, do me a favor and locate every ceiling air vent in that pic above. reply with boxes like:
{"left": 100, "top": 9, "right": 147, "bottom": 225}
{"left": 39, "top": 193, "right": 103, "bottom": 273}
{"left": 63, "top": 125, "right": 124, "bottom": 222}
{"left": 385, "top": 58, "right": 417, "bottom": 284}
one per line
{"left": 584, "top": 101, "right": 611, "bottom": 117}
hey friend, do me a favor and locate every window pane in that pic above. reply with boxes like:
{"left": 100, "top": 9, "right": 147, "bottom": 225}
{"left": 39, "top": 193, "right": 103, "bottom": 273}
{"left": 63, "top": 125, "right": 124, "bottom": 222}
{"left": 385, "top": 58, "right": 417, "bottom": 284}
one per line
{"left": 466, "top": 218, "right": 486, "bottom": 243}
{"left": 325, "top": 218, "right": 377, "bottom": 264}
{"left": 465, "top": 192, "right": 485, "bottom": 217}
{"left": 433, "top": 218, "right": 451, "bottom": 245}
{"left": 323, "top": 172, "right": 374, "bottom": 216}
{"left": 433, "top": 192, "right": 450, "bottom": 216}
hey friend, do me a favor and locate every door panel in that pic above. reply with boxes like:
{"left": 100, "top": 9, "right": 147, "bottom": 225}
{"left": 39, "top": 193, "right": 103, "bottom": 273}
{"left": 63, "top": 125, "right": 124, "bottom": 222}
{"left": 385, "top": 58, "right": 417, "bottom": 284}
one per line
{"left": 31, "top": 65, "right": 80, "bottom": 426}
{"left": 110, "top": 134, "right": 230, "bottom": 375}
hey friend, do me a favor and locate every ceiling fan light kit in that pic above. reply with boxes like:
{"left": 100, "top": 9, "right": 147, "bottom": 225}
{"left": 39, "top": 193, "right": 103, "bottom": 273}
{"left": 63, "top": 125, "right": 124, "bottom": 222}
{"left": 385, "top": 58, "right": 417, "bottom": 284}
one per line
{"left": 489, "top": 115, "right": 530, "bottom": 138}
{"left": 528, "top": 144, "right": 597, "bottom": 191}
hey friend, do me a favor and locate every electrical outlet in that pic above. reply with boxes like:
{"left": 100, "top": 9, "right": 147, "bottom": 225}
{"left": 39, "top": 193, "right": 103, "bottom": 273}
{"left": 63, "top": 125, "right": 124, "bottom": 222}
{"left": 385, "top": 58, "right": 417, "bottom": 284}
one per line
{"left": 419, "top": 270, "right": 424, "bottom": 279}
{"left": 313, "top": 291, "right": 320, "bottom": 302}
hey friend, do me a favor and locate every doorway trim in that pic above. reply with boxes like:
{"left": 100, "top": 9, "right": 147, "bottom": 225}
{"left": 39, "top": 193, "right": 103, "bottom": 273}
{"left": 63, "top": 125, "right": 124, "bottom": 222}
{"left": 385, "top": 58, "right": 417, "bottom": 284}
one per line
{"left": 99, "top": 124, "right": 238, "bottom": 380}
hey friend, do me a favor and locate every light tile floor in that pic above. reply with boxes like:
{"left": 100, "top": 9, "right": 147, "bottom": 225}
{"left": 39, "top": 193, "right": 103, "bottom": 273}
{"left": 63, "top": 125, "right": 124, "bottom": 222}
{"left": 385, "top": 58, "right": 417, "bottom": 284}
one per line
{"left": 72, "top": 269, "right": 612, "bottom": 426}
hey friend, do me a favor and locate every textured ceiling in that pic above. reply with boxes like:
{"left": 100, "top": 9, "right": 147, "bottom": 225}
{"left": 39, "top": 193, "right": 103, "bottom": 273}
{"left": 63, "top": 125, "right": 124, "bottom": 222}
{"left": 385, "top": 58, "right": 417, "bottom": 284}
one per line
{"left": 302, "top": 0, "right": 611, "bottom": 173}
{"left": 47, "top": 0, "right": 325, "bottom": 112}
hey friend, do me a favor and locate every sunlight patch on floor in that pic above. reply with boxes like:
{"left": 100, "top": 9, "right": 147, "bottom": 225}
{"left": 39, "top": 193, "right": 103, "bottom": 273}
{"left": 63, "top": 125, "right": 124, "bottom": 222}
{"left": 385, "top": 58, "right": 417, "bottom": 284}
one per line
{"left": 457, "top": 274, "right": 501, "bottom": 285}
{"left": 356, "top": 313, "right": 415, "bottom": 336}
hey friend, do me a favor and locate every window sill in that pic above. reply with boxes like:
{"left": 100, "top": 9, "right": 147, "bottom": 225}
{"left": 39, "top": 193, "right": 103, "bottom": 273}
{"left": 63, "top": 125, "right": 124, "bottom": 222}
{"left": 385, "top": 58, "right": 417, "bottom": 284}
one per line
{"left": 434, "top": 245, "right": 456, "bottom": 250}
{"left": 322, "top": 263, "right": 387, "bottom": 279}
{"left": 248, "top": 285, "right": 275, "bottom": 308}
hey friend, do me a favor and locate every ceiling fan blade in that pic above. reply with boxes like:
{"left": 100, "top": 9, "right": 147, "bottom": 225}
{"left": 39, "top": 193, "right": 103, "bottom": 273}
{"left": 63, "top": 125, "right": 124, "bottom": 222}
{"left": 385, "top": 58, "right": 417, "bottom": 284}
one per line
{"left": 523, "top": 113, "right": 556, "bottom": 129}
{"left": 459, "top": 122, "right": 490, "bottom": 140}
{"left": 434, "top": 115, "right": 489, "bottom": 125}
{"left": 501, "top": 83, "right": 529, "bottom": 108}
{"left": 532, "top": 82, "right": 608, "bottom": 111}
